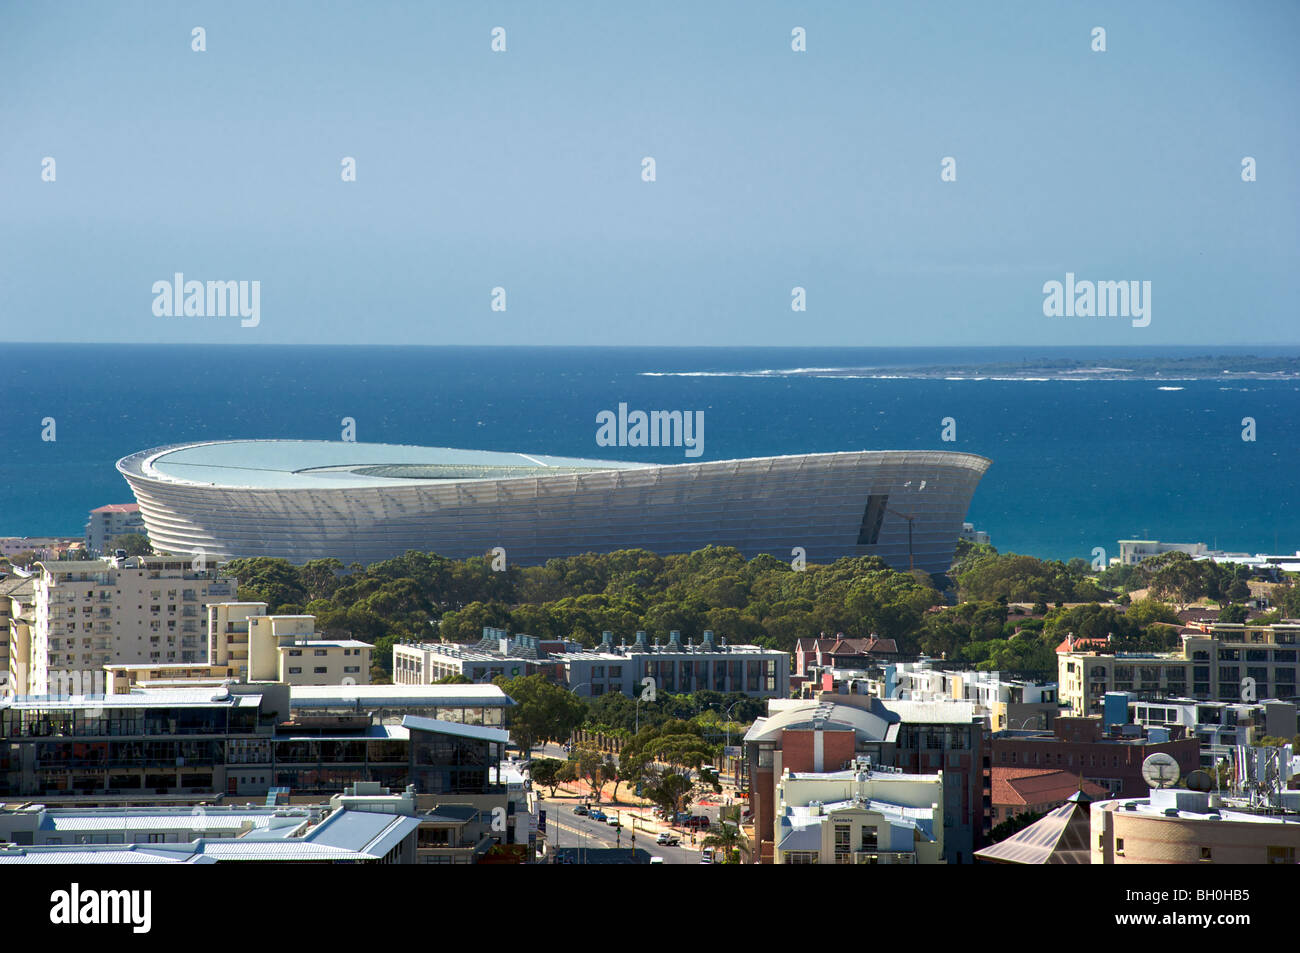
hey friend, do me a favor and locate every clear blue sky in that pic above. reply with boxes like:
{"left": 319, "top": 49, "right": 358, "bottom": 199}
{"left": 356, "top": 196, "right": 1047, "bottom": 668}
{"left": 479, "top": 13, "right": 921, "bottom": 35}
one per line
{"left": 2, "top": 0, "right": 1296, "bottom": 346}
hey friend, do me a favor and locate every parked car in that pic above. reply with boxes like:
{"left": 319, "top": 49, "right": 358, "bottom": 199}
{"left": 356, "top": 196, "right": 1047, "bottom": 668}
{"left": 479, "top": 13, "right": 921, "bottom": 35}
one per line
{"left": 606, "top": 815, "right": 621, "bottom": 828}
{"left": 687, "top": 815, "right": 711, "bottom": 830}
{"left": 701, "top": 847, "right": 717, "bottom": 864}
{"left": 573, "top": 804, "right": 589, "bottom": 816}
{"left": 656, "top": 832, "right": 680, "bottom": 846}
{"left": 649, "top": 856, "right": 664, "bottom": 865}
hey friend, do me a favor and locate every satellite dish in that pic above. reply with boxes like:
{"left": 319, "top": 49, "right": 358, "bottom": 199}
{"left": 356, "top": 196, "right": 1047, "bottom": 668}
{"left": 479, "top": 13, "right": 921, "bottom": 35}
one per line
{"left": 1185, "top": 770, "right": 1213, "bottom": 793}
{"left": 1141, "top": 752, "right": 1181, "bottom": 790}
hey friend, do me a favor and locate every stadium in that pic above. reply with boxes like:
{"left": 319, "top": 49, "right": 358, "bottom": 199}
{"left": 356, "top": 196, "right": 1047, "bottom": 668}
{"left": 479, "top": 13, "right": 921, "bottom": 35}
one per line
{"left": 117, "top": 441, "right": 991, "bottom": 574}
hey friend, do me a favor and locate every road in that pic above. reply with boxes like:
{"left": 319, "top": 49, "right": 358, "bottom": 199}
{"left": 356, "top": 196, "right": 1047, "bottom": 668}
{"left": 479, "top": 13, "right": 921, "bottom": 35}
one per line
{"left": 544, "top": 801, "right": 704, "bottom": 864}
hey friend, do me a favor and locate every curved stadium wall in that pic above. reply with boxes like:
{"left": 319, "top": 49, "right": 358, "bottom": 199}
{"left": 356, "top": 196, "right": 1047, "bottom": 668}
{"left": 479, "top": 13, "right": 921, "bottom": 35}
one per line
{"left": 117, "top": 441, "right": 991, "bottom": 575}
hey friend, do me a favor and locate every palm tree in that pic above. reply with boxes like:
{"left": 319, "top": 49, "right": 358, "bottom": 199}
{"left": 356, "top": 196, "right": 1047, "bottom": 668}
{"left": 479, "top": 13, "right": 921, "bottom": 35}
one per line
{"left": 701, "top": 821, "right": 750, "bottom": 864}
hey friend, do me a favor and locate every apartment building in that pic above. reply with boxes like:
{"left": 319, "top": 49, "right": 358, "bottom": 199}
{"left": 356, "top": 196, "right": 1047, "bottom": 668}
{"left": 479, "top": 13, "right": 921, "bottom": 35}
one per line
{"left": 1126, "top": 696, "right": 1298, "bottom": 770}
{"left": 554, "top": 630, "right": 789, "bottom": 699}
{"left": 876, "top": 660, "right": 1058, "bottom": 731}
{"left": 396, "top": 627, "right": 790, "bottom": 700}
{"left": 208, "top": 602, "right": 371, "bottom": 686}
{"left": 25, "top": 556, "right": 236, "bottom": 696}
{"left": 0, "top": 576, "right": 35, "bottom": 697}
{"left": 1057, "top": 621, "right": 1300, "bottom": 714}
{"left": 83, "top": 503, "right": 145, "bottom": 556}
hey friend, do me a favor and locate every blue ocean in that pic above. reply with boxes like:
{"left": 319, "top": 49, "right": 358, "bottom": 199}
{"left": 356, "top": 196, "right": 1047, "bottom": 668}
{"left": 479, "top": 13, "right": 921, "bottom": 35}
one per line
{"left": 3, "top": 344, "right": 1298, "bottom": 563}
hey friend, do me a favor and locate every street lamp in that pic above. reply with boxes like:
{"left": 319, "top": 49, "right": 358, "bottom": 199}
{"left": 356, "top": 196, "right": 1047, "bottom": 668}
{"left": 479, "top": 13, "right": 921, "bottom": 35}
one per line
{"left": 883, "top": 506, "right": 919, "bottom": 572}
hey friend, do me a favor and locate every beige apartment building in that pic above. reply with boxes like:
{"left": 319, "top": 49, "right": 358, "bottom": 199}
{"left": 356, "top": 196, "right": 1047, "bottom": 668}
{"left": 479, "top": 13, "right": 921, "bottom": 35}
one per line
{"left": 23, "top": 556, "right": 236, "bottom": 696}
{"left": 1058, "top": 622, "right": 1300, "bottom": 714}
{"left": 0, "top": 576, "right": 36, "bottom": 697}
{"left": 207, "top": 602, "right": 371, "bottom": 687}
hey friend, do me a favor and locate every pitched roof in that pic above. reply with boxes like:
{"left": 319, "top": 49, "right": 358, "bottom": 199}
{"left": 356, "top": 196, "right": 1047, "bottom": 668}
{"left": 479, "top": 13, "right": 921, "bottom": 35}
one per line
{"left": 974, "top": 794, "right": 1094, "bottom": 864}
{"left": 992, "top": 768, "right": 1106, "bottom": 808}
{"left": 90, "top": 503, "right": 141, "bottom": 514}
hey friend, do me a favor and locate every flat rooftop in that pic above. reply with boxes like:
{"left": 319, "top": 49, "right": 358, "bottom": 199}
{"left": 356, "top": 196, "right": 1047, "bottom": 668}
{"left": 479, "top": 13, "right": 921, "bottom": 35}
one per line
{"left": 289, "top": 683, "right": 514, "bottom": 707}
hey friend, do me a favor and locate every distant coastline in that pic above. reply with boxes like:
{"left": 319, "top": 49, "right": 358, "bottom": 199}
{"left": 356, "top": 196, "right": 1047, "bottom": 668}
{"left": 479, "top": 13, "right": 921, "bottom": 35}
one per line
{"left": 643, "top": 355, "right": 1300, "bottom": 382}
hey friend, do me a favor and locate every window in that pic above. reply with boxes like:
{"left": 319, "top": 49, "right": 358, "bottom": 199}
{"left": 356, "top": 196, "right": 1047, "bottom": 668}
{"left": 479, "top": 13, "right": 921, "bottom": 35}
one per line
{"left": 784, "top": 851, "right": 818, "bottom": 864}
{"left": 344, "top": 666, "right": 360, "bottom": 674}
{"left": 834, "top": 825, "right": 852, "bottom": 864}
{"left": 1267, "top": 846, "right": 1296, "bottom": 864}
{"left": 288, "top": 649, "right": 302, "bottom": 657}
{"left": 1200, "top": 846, "right": 1212, "bottom": 861}
{"left": 314, "top": 649, "right": 327, "bottom": 657}
{"left": 288, "top": 667, "right": 302, "bottom": 675}
{"left": 1115, "top": 837, "right": 1124, "bottom": 854}
{"left": 314, "top": 666, "right": 327, "bottom": 674}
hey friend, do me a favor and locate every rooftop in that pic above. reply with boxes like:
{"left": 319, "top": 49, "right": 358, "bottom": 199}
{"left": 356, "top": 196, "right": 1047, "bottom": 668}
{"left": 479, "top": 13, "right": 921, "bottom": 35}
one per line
{"left": 120, "top": 440, "right": 648, "bottom": 491}
{"left": 289, "top": 683, "right": 514, "bottom": 708}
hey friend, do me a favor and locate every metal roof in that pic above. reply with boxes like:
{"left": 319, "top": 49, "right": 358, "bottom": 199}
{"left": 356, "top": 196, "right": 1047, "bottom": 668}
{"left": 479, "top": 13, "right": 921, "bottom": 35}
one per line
{"left": 1, "top": 688, "right": 260, "bottom": 710}
{"left": 401, "top": 715, "right": 511, "bottom": 744}
{"left": 122, "top": 440, "right": 648, "bottom": 491}
{"left": 289, "top": 683, "right": 514, "bottom": 708}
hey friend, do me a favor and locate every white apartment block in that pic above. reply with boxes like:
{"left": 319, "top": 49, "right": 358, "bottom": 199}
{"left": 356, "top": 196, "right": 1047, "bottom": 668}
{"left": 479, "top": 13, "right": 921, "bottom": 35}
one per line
{"left": 26, "top": 555, "right": 237, "bottom": 696}
{"left": 83, "top": 503, "right": 145, "bottom": 556}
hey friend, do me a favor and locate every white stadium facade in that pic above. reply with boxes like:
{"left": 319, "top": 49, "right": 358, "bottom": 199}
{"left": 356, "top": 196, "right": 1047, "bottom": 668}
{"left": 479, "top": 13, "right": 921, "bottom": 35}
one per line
{"left": 117, "top": 441, "right": 991, "bottom": 575}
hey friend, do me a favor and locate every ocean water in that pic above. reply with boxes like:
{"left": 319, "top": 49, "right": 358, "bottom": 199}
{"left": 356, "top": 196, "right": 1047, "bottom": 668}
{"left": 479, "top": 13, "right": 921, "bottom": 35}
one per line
{"left": 3, "top": 344, "right": 1298, "bottom": 563}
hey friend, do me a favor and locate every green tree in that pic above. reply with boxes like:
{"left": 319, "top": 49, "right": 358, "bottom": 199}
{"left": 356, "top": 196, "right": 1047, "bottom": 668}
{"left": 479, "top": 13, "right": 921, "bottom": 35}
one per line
{"left": 701, "top": 821, "right": 750, "bottom": 863}
{"left": 110, "top": 533, "right": 153, "bottom": 557}
{"left": 1218, "top": 603, "right": 1249, "bottom": 623}
{"left": 494, "top": 674, "right": 588, "bottom": 754}
{"left": 529, "top": 758, "right": 566, "bottom": 797}
{"left": 989, "top": 810, "right": 1044, "bottom": 843}
{"left": 571, "top": 747, "right": 614, "bottom": 802}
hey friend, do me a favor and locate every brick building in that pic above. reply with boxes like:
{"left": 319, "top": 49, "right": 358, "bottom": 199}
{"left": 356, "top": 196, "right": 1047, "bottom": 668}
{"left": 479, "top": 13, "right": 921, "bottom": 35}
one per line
{"left": 992, "top": 717, "right": 1200, "bottom": 798}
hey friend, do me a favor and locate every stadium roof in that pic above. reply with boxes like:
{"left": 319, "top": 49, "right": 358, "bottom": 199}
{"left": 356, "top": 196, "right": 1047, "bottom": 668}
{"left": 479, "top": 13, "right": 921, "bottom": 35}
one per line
{"left": 124, "top": 440, "right": 648, "bottom": 490}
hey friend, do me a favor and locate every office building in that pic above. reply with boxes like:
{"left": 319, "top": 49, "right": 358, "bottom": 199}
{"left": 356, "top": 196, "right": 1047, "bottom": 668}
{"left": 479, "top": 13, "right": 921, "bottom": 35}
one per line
{"left": 774, "top": 760, "right": 945, "bottom": 864}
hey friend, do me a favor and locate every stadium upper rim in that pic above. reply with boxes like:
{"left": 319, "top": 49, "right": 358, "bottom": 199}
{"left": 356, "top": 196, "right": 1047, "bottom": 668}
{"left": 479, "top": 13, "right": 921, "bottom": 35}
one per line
{"left": 116, "top": 440, "right": 993, "bottom": 491}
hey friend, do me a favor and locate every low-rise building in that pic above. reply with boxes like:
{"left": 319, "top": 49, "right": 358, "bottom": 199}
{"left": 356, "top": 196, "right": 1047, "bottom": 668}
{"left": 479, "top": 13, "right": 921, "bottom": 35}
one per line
{"left": 744, "top": 696, "right": 985, "bottom": 864}
{"left": 774, "top": 761, "right": 944, "bottom": 864}
{"left": 1092, "top": 788, "right": 1300, "bottom": 864}
{"left": 993, "top": 716, "right": 1200, "bottom": 798}
{"left": 991, "top": 767, "right": 1105, "bottom": 825}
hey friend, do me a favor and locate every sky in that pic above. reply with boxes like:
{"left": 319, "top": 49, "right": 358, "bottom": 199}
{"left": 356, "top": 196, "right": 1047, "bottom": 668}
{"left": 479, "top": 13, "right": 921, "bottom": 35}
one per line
{"left": 2, "top": 0, "right": 1297, "bottom": 347}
